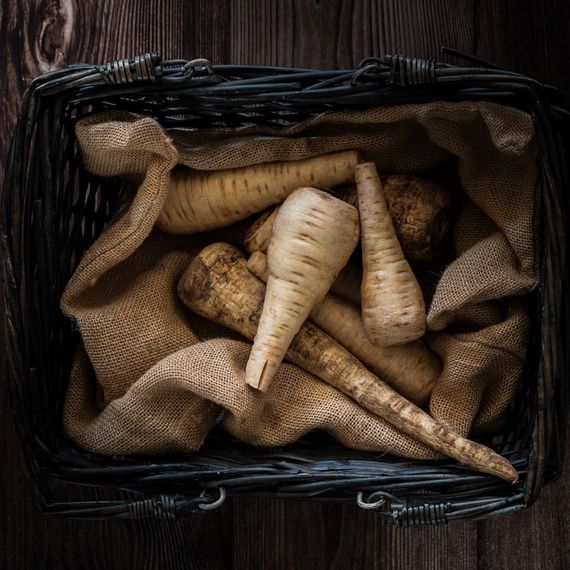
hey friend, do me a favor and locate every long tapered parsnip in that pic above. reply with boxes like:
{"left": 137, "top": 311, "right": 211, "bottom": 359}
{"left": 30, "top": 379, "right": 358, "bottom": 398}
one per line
{"left": 244, "top": 207, "right": 362, "bottom": 305}
{"left": 178, "top": 243, "right": 517, "bottom": 483}
{"left": 356, "top": 163, "right": 426, "bottom": 346}
{"left": 247, "top": 251, "right": 440, "bottom": 405}
{"left": 337, "top": 176, "right": 453, "bottom": 263}
{"left": 246, "top": 188, "right": 360, "bottom": 391}
{"left": 157, "top": 150, "right": 360, "bottom": 234}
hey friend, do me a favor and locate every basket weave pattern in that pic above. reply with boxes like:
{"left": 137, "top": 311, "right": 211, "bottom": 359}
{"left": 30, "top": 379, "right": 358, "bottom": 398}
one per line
{"left": 1, "top": 52, "right": 568, "bottom": 524}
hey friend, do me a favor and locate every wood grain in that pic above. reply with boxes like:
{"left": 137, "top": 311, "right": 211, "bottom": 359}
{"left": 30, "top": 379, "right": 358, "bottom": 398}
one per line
{"left": 477, "top": 444, "right": 570, "bottom": 570}
{"left": 232, "top": 499, "right": 478, "bottom": 570}
{"left": 1, "top": 1, "right": 569, "bottom": 569}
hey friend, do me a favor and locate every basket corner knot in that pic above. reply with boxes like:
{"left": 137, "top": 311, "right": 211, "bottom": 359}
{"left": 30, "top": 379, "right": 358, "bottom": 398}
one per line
{"left": 385, "top": 53, "right": 436, "bottom": 86}
{"left": 128, "top": 494, "right": 177, "bottom": 520}
{"left": 96, "top": 53, "right": 162, "bottom": 86}
{"left": 391, "top": 501, "right": 450, "bottom": 527}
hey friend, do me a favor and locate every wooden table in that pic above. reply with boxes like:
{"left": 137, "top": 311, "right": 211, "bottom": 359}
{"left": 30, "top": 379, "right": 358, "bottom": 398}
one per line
{"left": 1, "top": 2, "right": 569, "bottom": 568}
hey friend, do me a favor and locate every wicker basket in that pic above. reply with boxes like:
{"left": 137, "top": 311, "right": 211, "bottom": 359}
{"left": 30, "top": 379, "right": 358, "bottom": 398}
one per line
{"left": 1, "top": 51, "right": 569, "bottom": 525}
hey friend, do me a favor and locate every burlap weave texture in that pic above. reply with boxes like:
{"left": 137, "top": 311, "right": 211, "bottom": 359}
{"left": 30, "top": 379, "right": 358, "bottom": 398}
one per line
{"left": 62, "top": 102, "right": 536, "bottom": 458}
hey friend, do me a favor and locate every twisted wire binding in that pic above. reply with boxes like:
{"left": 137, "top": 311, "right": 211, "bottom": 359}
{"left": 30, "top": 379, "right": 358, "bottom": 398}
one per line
{"left": 96, "top": 53, "right": 162, "bottom": 85}
{"left": 386, "top": 54, "right": 436, "bottom": 86}
{"left": 357, "top": 491, "right": 449, "bottom": 526}
{"left": 128, "top": 494, "right": 176, "bottom": 520}
{"left": 391, "top": 502, "right": 450, "bottom": 527}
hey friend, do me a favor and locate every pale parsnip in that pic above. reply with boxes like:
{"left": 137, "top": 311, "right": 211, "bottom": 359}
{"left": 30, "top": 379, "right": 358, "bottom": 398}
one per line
{"left": 158, "top": 150, "right": 360, "bottom": 234}
{"left": 244, "top": 207, "right": 362, "bottom": 305}
{"left": 356, "top": 163, "right": 426, "bottom": 346}
{"left": 246, "top": 188, "right": 359, "bottom": 391}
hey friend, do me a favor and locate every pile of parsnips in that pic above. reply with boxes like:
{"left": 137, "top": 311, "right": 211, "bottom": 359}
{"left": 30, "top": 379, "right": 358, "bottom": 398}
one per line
{"left": 158, "top": 150, "right": 517, "bottom": 484}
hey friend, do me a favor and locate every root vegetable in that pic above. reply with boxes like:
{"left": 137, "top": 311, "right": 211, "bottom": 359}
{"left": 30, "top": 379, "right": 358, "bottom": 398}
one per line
{"left": 246, "top": 188, "right": 360, "bottom": 391}
{"left": 157, "top": 150, "right": 360, "bottom": 234}
{"left": 243, "top": 207, "right": 280, "bottom": 254}
{"left": 356, "top": 163, "right": 426, "bottom": 346}
{"left": 244, "top": 208, "right": 362, "bottom": 305}
{"left": 337, "top": 175, "right": 453, "bottom": 263}
{"left": 246, "top": 250, "right": 271, "bottom": 281}
{"left": 247, "top": 251, "right": 440, "bottom": 405}
{"left": 178, "top": 242, "right": 517, "bottom": 484}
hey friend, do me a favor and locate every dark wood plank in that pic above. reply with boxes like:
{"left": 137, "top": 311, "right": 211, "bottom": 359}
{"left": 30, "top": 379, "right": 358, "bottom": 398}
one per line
{"left": 232, "top": 499, "right": 330, "bottom": 570}
{"left": 229, "top": 0, "right": 476, "bottom": 69}
{"left": 232, "top": 499, "right": 478, "bottom": 570}
{"left": 1, "top": 1, "right": 570, "bottom": 569}
{"left": 477, "top": 448, "right": 570, "bottom": 570}
{"left": 476, "top": 0, "right": 570, "bottom": 93}
{"left": 0, "top": 2, "right": 233, "bottom": 570}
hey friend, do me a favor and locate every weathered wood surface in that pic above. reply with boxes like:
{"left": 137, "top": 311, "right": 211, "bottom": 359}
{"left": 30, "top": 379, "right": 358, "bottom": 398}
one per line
{"left": 1, "top": 1, "right": 569, "bottom": 568}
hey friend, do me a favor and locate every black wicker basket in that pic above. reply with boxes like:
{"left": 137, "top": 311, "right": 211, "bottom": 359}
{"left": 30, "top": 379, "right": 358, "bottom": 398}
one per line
{"left": 1, "top": 51, "right": 569, "bottom": 525}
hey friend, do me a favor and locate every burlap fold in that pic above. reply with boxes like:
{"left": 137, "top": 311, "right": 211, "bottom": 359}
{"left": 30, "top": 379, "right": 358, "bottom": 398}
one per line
{"left": 62, "top": 102, "right": 537, "bottom": 458}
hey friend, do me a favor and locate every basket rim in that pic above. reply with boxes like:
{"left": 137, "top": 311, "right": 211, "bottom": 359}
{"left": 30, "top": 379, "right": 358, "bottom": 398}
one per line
{"left": 1, "top": 50, "right": 569, "bottom": 523}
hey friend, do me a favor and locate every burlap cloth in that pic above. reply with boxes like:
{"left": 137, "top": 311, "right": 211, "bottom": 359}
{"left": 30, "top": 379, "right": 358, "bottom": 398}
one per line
{"left": 61, "top": 102, "right": 537, "bottom": 459}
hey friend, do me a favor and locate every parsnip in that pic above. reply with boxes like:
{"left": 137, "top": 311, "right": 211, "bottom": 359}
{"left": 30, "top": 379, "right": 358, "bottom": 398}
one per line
{"left": 158, "top": 150, "right": 360, "bottom": 234}
{"left": 243, "top": 207, "right": 280, "bottom": 254}
{"left": 244, "top": 207, "right": 362, "bottom": 305}
{"left": 246, "top": 188, "right": 359, "bottom": 391}
{"left": 337, "top": 176, "right": 452, "bottom": 262}
{"left": 247, "top": 251, "right": 439, "bottom": 405}
{"left": 177, "top": 243, "right": 517, "bottom": 484}
{"left": 356, "top": 163, "right": 426, "bottom": 346}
